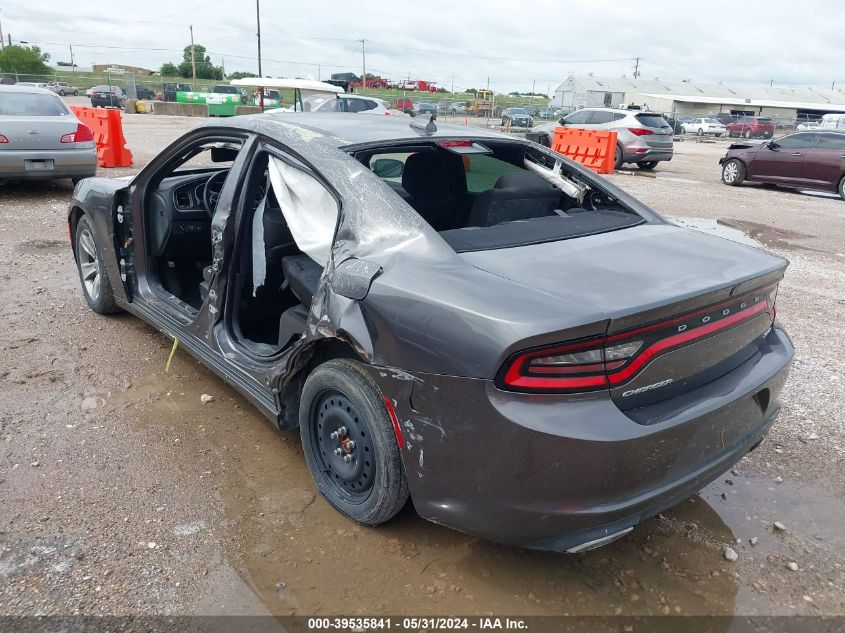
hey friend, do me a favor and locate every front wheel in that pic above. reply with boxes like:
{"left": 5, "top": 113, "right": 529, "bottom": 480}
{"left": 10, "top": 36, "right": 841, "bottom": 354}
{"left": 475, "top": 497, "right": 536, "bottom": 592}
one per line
{"left": 697, "top": 128, "right": 704, "bottom": 136}
{"left": 74, "top": 215, "right": 120, "bottom": 314}
{"left": 838, "top": 175, "right": 845, "bottom": 201}
{"left": 722, "top": 158, "right": 746, "bottom": 186}
{"left": 681, "top": 126, "right": 687, "bottom": 134}
{"left": 614, "top": 144, "right": 624, "bottom": 170}
{"left": 744, "top": 129, "right": 753, "bottom": 139}
{"left": 300, "top": 359, "right": 409, "bottom": 526}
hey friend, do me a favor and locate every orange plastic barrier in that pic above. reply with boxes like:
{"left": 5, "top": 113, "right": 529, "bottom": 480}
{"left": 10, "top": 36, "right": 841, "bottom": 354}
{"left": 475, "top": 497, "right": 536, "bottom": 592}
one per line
{"left": 69, "top": 106, "right": 133, "bottom": 168}
{"left": 550, "top": 127, "right": 617, "bottom": 174}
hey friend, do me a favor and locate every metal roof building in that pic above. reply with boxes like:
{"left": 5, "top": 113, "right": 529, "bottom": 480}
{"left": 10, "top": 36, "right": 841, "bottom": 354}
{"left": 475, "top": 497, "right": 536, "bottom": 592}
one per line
{"left": 553, "top": 75, "right": 845, "bottom": 119}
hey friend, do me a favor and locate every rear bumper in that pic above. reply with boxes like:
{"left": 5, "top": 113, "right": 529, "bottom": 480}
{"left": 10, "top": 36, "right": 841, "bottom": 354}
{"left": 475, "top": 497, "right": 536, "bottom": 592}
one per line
{"left": 372, "top": 326, "right": 793, "bottom": 552}
{"left": 0, "top": 148, "right": 97, "bottom": 180}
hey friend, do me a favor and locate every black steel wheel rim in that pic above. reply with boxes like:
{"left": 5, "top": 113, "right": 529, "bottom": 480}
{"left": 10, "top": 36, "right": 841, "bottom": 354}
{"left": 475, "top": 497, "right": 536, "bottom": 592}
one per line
{"left": 311, "top": 389, "right": 376, "bottom": 503}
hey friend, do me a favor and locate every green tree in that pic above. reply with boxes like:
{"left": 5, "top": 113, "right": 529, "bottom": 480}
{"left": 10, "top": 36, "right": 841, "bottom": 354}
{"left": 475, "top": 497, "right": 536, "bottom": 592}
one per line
{"left": 0, "top": 45, "right": 51, "bottom": 74}
{"left": 226, "top": 71, "right": 257, "bottom": 80}
{"left": 160, "top": 62, "right": 179, "bottom": 76}
{"left": 176, "top": 44, "right": 222, "bottom": 80}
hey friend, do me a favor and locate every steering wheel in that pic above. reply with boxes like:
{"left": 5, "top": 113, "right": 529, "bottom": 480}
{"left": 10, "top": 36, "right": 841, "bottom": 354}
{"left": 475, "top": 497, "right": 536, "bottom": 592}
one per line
{"left": 203, "top": 170, "right": 229, "bottom": 218}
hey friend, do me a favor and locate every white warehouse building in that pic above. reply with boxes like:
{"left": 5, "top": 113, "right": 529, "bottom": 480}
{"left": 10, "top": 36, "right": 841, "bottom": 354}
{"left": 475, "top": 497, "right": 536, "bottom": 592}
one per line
{"left": 553, "top": 74, "right": 845, "bottom": 120}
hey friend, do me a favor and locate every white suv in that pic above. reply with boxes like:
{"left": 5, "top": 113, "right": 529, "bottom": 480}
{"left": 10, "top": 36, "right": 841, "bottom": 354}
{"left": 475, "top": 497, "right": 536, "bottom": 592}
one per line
{"left": 533, "top": 107, "right": 674, "bottom": 170}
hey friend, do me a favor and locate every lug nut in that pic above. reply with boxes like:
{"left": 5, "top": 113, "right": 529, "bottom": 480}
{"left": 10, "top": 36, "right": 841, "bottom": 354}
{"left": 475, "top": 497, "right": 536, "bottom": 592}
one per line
{"left": 343, "top": 454, "right": 353, "bottom": 463}
{"left": 345, "top": 440, "right": 355, "bottom": 451}
{"left": 330, "top": 426, "right": 347, "bottom": 440}
{"left": 334, "top": 448, "right": 342, "bottom": 456}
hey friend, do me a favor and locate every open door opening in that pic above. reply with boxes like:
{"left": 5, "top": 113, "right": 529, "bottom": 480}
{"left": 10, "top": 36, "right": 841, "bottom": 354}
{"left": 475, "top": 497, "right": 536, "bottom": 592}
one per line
{"left": 229, "top": 149, "right": 339, "bottom": 357}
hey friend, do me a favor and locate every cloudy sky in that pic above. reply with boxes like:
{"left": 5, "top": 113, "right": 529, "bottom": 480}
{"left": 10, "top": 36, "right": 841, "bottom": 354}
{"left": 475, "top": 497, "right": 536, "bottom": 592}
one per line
{"left": 5, "top": 0, "right": 843, "bottom": 93}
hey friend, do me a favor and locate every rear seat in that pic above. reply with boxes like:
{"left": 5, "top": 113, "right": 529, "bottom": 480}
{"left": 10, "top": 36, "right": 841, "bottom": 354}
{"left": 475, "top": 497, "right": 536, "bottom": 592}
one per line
{"left": 282, "top": 255, "right": 323, "bottom": 306}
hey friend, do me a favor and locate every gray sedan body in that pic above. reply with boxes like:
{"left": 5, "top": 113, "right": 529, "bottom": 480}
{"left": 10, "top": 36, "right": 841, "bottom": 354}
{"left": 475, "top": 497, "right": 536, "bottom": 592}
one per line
{"left": 67, "top": 114, "right": 792, "bottom": 552}
{"left": 0, "top": 85, "right": 97, "bottom": 182}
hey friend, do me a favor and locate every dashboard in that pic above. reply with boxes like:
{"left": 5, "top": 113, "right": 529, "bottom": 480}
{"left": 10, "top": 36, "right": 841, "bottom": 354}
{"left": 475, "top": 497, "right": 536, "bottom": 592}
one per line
{"left": 147, "top": 170, "right": 227, "bottom": 258}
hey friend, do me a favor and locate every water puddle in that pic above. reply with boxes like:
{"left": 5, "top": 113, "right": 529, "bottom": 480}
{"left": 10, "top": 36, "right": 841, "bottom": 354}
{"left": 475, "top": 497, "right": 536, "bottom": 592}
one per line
{"left": 670, "top": 217, "right": 764, "bottom": 248}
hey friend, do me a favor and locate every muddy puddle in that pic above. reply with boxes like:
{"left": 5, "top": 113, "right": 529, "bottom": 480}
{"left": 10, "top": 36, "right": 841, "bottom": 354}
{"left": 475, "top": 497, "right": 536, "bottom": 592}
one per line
{"left": 104, "top": 370, "right": 845, "bottom": 617}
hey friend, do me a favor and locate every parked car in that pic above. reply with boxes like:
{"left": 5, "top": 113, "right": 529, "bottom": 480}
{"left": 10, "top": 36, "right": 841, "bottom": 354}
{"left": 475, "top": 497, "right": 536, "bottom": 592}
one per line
{"left": 394, "top": 97, "right": 414, "bottom": 114}
{"left": 681, "top": 117, "right": 726, "bottom": 137}
{"left": 534, "top": 107, "right": 674, "bottom": 170}
{"left": 450, "top": 102, "right": 466, "bottom": 115}
{"left": 16, "top": 82, "right": 50, "bottom": 90}
{"left": 820, "top": 113, "right": 845, "bottom": 129}
{"left": 501, "top": 107, "right": 533, "bottom": 127}
{"left": 538, "top": 107, "right": 556, "bottom": 119}
{"left": 89, "top": 85, "right": 125, "bottom": 108}
{"left": 67, "top": 113, "right": 792, "bottom": 553}
{"left": 48, "top": 82, "right": 80, "bottom": 96}
{"left": 720, "top": 130, "right": 845, "bottom": 199}
{"left": 0, "top": 85, "right": 96, "bottom": 183}
{"left": 522, "top": 105, "right": 540, "bottom": 117}
{"left": 415, "top": 102, "right": 436, "bottom": 115}
{"left": 213, "top": 84, "right": 248, "bottom": 105}
{"left": 726, "top": 116, "right": 775, "bottom": 139}
{"left": 294, "top": 93, "right": 391, "bottom": 115}
{"left": 134, "top": 85, "right": 156, "bottom": 100}
{"left": 163, "top": 83, "right": 192, "bottom": 102}
{"left": 436, "top": 99, "right": 453, "bottom": 115}
{"left": 796, "top": 121, "right": 821, "bottom": 131}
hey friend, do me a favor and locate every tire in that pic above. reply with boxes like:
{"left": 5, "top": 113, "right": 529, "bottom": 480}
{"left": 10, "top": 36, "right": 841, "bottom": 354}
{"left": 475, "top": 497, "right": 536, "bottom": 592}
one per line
{"left": 715, "top": 133, "right": 723, "bottom": 137}
{"left": 722, "top": 158, "right": 746, "bottom": 186}
{"left": 697, "top": 128, "right": 704, "bottom": 136}
{"left": 744, "top": 129, "right": 753, "bottom": 139}
{"left": 681, "top": 126, "right": 687, "bottom": 135}
{"left": 73, "top": 89, "right": 79, "bottom": 96}
{"left": 638, "top": 161, "right": 657, "bottom": 170}
{"left": 74, "top": 215, "right": 120, "bottom": 314}
{"left": 838, "top": 175, "right": 845, "bottom": 201}
{"left": 614, "top": 144, "right": 624, "bottom": 170}
{"left": 299, "top": 359, "right": 409, "bottom": 526}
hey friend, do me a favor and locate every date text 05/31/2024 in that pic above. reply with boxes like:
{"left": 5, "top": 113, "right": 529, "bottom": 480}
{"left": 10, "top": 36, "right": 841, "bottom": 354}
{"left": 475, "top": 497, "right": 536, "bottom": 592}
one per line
{"left": 307, "top": 617, "right": 529, "bottom": 630}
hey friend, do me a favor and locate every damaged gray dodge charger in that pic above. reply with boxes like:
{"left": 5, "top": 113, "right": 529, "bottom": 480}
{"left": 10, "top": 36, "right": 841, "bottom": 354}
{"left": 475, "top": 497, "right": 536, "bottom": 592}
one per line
{"left": 68, "top": 113, "right": 794, "bottom": 553}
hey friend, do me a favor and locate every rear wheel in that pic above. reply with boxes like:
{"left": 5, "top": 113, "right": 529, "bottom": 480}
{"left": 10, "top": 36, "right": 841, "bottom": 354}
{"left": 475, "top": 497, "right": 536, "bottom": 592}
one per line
{"left": 638, "top": 161, "right": 658, "bottom": 170}
{"left": 614, "top": 144, "right": 624, "bottom": 170}
{"left": 744, "top": 129, "right": 753, "bottom": 139}
{"left": 697, "top": 128, "right": 704, "bottom": 136}
{"left": 838, "top": 175, "right": 845, "bottom": 201}
{"left": 722, "top": 158, "right": 745, "bottom": 186}
{"left": 300, "top": 359, "right": 409, "bottom": 525}
{"left": 74, "top": 215, "right": 120, "bottom": 314}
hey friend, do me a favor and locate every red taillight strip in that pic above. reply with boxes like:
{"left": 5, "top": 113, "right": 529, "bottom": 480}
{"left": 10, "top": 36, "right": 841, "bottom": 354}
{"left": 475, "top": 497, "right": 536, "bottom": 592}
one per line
{"left": 607, "top": 301, "right": 769, "bottom": 384}
{"left": 505, "top": 372, "right": 608, "bottom": 391}
{"left": 383, "top": 396, "right": 405, "bottom": 449}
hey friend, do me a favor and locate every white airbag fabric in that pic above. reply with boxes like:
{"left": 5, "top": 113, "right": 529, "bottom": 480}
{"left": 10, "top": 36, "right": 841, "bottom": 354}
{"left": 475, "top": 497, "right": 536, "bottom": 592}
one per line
{"left": 268, "top": 156, "right": 337, "bottom": 266}
{"left": 252, "top": 157, "right": 338, "bottom": 294}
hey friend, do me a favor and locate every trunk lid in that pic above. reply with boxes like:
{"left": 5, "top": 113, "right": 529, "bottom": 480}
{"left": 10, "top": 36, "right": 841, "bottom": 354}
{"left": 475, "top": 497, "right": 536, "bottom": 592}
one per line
{"left": 465, "top": 223, "right": 786, "bottom": 408}
{"left": 634, "top": 113, "right": 673, "bottom": 149}
{"left": 0, "top": 114, "right": 81, "bottom": 151}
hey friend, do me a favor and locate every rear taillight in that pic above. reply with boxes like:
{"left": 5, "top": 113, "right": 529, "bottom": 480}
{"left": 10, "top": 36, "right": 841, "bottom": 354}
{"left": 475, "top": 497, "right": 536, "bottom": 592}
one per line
{"left": 498, "top": 289, "right": 776, "bottom": 394}
{"left": 0, "top": 134, "right": 8, "bottom": 144}
{"left": 628, "top": 128, "right": 654, "bottom": 136}
{"left": 60, "top": 124, "right": 94, "bottom": 144}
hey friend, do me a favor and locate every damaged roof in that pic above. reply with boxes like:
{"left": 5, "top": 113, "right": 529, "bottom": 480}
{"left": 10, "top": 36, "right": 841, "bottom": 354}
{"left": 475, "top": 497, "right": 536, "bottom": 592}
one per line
{"left": 200, "top": 112, "right": 512, "bottom": 149}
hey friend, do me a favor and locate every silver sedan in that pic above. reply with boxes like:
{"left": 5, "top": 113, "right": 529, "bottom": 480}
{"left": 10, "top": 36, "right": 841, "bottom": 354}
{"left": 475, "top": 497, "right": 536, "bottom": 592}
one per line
{"left": 0, "top": 85, "right": 97, "bottom": 183}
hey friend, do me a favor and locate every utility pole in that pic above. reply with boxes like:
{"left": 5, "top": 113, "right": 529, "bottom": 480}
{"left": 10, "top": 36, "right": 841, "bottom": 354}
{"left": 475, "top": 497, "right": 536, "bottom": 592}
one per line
{"left": 189, "top": 25, "right": 197, "bottom": 82}
{"left": 0, "top": 10, "right": 5, "bottom": 52}
{"left": 451, "top": 72, "right": 454, "bottom": 94}
{"left": 633, "top": 57, "right": 640, "bottom": 79}
{"left": 360, "top": 38, "right": 366, "bottom": 89}
{"left": 69, "top": 44, "right": 75, "bottom": 72}
{"left": 221, "top": 56, "right": 225, "bottom": 78}
{"left": 256, "top": 0, "right": 264, "bottom": 111}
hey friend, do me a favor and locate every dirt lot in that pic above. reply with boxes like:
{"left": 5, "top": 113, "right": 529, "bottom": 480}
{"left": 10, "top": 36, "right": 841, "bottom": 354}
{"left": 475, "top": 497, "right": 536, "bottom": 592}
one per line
{"left": 1, "top": 113, "right": 843, "bottom": 621}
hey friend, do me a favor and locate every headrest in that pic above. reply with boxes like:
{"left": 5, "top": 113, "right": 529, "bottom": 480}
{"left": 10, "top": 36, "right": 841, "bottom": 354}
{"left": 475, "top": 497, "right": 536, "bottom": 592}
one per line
{"left": 494, "top": 171, "right": 551, "bottom": 190}
{"left": 401, "top": 152, "right": 452, "bottom": 199}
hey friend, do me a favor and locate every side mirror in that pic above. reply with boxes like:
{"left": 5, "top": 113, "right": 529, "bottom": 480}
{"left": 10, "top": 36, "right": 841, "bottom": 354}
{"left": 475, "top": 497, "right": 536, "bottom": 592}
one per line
{"left": 558, "top": 118, "right": 566, "bottom": 125}
{"left": 371, "top": 158, "right": 404, "bottom": 179}
{"left": 767, "top": 141, "right": 779, "bottom": 150}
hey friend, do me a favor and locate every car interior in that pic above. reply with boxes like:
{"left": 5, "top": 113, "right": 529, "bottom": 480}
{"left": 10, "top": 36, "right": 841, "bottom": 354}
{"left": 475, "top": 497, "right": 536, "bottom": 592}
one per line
{"left": 144, "top": 136, "right": 643, "bottom": 358}
{"left": 354, "top": 139, "right": 643, "bottom": 252}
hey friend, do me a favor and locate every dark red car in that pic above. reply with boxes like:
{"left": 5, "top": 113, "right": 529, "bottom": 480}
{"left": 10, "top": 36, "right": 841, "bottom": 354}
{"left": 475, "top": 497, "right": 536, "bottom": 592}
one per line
{"left": 726, "top": 116, "right": 775, "bottom": 139}
{"left": 720, "top": 130, "right": 845, "bottom": 199}
{"left": 394, "top": 97, "right": 414, "bottom": 114}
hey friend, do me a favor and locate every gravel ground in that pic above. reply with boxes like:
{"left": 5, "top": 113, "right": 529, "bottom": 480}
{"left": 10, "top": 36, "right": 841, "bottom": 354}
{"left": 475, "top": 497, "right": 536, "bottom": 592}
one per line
{"left": 0, "top": 113, "right": 843, "bottom": 620}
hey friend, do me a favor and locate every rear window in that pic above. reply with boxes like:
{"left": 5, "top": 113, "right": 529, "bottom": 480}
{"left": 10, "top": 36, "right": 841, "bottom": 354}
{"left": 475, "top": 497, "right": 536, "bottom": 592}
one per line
{"left": 757, "top": 118, "right": 773, "bottom": 123}
{"left": 635, "top": 114, "right": 669, "bottom": 128}
{"left": 464, "top": 154, "right": 524, "bottom": 192}
{"left": 0, "top": 92, "right": 69, "bottom": 116}
{"left": 213, "top": 86, "right": 238, "bottom": 93}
